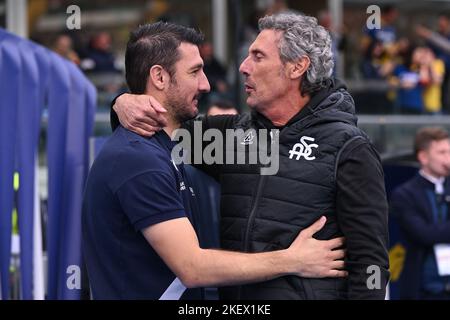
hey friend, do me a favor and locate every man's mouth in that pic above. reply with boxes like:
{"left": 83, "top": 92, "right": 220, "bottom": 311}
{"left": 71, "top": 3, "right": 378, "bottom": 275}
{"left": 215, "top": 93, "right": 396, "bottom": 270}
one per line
{"left": 245, "top": 83, "right": 255, "bottom": 93}
{"left": 192, "top": 94, "right": 202, "bottom": 106}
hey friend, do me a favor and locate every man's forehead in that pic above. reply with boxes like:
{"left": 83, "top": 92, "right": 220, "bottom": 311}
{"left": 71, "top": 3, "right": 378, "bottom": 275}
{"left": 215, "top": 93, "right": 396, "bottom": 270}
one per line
{"left": 179, "top": 42, "right": 200, "bottom": 56}
{"left": 429, "top": 139, "right": 450, "bottom": 149}
{"left": 178, "top": 43, "right": 204, "bottom": 66}
{"left": 249, "top": 29, "right": 281, "bottom": 51}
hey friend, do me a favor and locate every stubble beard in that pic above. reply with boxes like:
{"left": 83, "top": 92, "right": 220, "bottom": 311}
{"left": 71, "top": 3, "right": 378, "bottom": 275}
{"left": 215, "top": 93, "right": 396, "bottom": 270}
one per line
{"left": 166, "top": 78, "right": 198, "bottom": 124}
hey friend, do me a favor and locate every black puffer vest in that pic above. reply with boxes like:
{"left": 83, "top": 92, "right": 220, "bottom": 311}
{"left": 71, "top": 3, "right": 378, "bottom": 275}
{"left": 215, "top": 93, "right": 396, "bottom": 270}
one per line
{"left": 218, "top": 85, "right": 370, "bottom": 300}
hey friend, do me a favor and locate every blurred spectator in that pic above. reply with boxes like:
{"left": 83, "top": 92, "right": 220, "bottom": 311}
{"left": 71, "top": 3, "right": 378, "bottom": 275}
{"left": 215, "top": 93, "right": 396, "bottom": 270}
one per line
{"left": 362, "top": 5, "right": 398, "bottom": 51}
{"left": 81, "top": 32, "right": 121, "bottom": 73}
{"left": 422, "top": 48, "right": 445, "bottom": 114}
{"left": 200, "top": 42, "right": 228, "bottom": 93}
{"left": 52, "top": 34, "right": 80, "bottom": 65}
{"left": 206, "top": 100, "right": 238, "bottom": 116}
{"left": 361, "top": 5, "right": 398, "bottom": 79}
{"left": 361, "top": 40, "right": 391, "bottom": 79}
{"left": 198, "top": 42, "right": 230, "bottom": 111}
{"left": 390, "top": 127, "right": 450, "bottom": 300}
{"left": 390, "top": 46, "right": 427, "bottom": 114}
{"left": 396, "top": 37, "right": 412, "bottom": 66}
{"left": 416, "top": 15, "right": 450, "bottom": 113}
{"left": 318, "top": 10, "right": 347, "bottom": 77}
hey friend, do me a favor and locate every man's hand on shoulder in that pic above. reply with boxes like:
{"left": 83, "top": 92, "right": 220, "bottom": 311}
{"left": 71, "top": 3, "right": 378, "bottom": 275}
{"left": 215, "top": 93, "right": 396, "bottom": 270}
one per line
{"left": 113, "top": 93, "right": 168, "bottom": 137}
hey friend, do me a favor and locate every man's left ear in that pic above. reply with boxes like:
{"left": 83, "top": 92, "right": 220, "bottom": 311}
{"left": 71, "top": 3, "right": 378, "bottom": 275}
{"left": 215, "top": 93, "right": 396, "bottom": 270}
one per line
{"left": 289, "top": 56, "right": 310, "bottom": 80}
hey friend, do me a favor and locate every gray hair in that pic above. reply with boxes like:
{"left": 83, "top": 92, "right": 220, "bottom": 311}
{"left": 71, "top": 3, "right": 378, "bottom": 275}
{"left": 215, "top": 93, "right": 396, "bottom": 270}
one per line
{"left": 259, "top": 13, "right": 334, "bottom": 96}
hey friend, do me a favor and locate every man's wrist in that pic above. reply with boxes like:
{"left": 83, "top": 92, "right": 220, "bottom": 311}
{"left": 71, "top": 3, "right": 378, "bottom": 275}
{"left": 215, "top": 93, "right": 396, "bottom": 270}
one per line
{"left": 277, "top": 248, "right": 297, "bottom": 276}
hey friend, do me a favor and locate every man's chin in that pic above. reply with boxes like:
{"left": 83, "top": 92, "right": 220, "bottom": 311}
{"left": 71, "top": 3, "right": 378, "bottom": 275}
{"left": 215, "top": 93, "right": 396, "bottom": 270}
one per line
{"left": 246, "top": 99, "right": 257, "bottom": 109}
{"left": 177, "top": 109, "right": 198, "bottom": 123}
{"left": 191, "top": 108, "right": 199, "bottom": 119}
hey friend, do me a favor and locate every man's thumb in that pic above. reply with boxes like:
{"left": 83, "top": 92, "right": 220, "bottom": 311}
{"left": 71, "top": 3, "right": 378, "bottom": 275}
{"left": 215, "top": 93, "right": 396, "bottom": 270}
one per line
{"left": 304, "top": 216, "right": 327, "bottom": 237}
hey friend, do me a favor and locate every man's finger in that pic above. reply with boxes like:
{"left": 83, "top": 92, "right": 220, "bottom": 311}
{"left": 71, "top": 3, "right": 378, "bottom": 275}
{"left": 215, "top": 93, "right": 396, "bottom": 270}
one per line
{"left": 330, "top": 249, "right": 345, "bottom": 261}
{"left": 301, "top": 216, "right": 327, "bottom": 238}
{"left": 133, "top": 127, "right": 155, "bottom": 138}
{"left": 327, "top": 270, "right": 348, "bottom": 278}
{"left": 325, "top": 237, "right": 345, "bottom": 250}
{"left": 142, "top": 105, "right": 168, "bottom": 127}
{"left": 132, "top": 114, "right": 162, "bottom": 127}
{"left": 146, "top": 118, "right": 160, "bottom": 127}
{"left": 134, "top": 122, "right": 161, "bottom": 136}
{"left": 331, "top": 260, "right": 345, "bottom": 270}
{"left": 154, "top": 113, "right": 168, "bottom": 127}
{"left": 149, "top": 95, "right": 167, "bottom": 113}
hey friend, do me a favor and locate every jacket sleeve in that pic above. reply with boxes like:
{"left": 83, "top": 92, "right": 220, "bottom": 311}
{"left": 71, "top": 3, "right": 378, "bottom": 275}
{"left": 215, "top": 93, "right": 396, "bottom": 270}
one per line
{"left": 110, "top": 94, "right": 121, "bottom": 131}
{"left": 336, "top": 137, "right": 390, "bottom": 300}
{"left": 390, "top": 187, "right": 450, "bottom": 246}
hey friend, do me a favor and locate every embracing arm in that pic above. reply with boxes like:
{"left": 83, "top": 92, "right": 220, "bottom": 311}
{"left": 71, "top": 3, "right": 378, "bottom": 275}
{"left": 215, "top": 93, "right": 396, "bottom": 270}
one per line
{"left": 110, "top": 93, "right": 239, "bottom": 135}
{"left": 143, "top": 216, "right": 347, "bottom": 288}
{"left": 110, "top": 93, "right": 240, "bottom": 177}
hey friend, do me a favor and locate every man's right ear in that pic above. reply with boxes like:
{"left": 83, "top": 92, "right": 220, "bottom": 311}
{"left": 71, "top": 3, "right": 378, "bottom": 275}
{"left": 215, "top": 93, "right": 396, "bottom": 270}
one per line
{"left": 149, "top": 65, "right": 168, "bottom": 91}
{"left": 417, "top": 150, "right": 428, "bottom": 166}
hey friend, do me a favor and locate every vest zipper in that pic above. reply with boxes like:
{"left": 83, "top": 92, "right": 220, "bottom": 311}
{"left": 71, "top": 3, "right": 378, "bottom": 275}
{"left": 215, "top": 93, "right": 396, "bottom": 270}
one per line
{"left": 236, "top": 174, "right": 267, "bottom": 299}
{"left": 243, "top": 175, "right": 267, "bottom": 251}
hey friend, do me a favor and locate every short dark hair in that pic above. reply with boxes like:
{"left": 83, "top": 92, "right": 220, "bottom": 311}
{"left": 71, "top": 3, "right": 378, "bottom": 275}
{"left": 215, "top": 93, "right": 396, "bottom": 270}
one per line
{"left": 125, "top": 22, "right": 204, "bottom": 94}
{"left": 414, "top": 127, "right": 450, "bottom": 157}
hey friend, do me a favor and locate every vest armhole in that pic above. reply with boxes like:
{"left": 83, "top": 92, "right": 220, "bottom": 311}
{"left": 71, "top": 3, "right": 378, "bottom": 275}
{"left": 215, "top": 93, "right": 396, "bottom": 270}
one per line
{"left": 333, "top": 136, "right": 367, "bottom": 182}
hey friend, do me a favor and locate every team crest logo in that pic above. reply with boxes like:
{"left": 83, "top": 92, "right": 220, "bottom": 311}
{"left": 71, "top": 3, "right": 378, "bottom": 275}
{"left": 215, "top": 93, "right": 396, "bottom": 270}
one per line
{"left": 288, "top": 136, "right": 318, "bottom": 161}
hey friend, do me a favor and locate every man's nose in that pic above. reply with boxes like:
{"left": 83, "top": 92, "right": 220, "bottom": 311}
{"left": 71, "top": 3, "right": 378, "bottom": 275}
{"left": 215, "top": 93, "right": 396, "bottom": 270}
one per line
{"left": 199, "top": 71, "right": 211, "bottom": 93}
{"left": 239, "top": 56, "right": 250, "bottom": 76}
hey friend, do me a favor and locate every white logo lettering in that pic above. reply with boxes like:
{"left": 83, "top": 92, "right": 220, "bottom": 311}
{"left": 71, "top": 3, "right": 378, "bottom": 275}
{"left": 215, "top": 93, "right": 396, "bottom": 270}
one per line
{"left": 288, "top": 136, "right": 318, "bottom": 161}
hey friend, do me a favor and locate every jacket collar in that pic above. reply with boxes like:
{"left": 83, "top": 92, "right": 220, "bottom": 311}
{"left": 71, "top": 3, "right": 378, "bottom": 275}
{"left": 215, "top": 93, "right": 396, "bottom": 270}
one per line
{"left": 251, "top": 78, "right": 355, "bottom": 131}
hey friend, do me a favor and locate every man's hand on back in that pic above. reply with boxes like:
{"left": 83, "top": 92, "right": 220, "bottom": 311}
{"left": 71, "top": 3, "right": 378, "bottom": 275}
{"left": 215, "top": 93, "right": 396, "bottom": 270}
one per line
{"left": 287, "top": 216, "right": 347, "bottom": 278}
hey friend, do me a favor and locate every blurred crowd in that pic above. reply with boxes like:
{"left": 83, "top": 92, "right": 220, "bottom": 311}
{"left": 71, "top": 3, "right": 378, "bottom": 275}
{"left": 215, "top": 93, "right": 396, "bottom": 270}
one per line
{"left": 360, "top": 5, "right": 450, "bottom": 114}
{"left": 43, "top": 2, "right": 450, "bottom": 116}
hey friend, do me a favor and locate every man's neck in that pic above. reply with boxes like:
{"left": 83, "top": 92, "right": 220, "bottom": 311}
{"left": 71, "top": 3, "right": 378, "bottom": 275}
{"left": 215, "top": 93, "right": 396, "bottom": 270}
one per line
{"left": 259, "top": 92, "right": 310, "bottom": 126}
{"left": 162, "top": 117, "right": 180, "bottom": 138}
{"left": 143, "top": 91, "right": 179, "bottom": 138}
{"left": 420, "top": 168, "right": 445, "bottom": 181}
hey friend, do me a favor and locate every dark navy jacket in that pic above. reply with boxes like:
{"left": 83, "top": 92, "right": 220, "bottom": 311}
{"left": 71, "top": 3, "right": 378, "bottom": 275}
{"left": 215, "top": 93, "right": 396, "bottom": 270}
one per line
{"left": 390, "top": 174, "right": 450, "bottom": 299}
